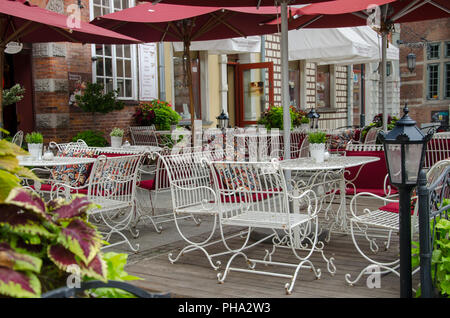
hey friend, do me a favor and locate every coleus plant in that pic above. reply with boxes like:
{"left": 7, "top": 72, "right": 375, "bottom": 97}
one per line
{"left": 0, "top": 188, "right": 106, "bottom": 297}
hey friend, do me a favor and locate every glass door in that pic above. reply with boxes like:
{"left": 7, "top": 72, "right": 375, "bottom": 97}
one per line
{"left": 236, "top": 62, "right": 274, "bottom": 127}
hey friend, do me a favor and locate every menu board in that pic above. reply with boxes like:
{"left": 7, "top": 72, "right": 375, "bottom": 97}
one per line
{"left": 138, "top": 43, "right": 158, "bottom": 100}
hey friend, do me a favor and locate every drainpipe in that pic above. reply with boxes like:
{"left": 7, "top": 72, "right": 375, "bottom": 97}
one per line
{"left": 360, "top": 64, "right": 366, "bottom": 127}
{"left": 158, "top": 42, "right": 166, "bottom": 101}
{"left": 261, "top": 35, "right": 266, "bottom": 109}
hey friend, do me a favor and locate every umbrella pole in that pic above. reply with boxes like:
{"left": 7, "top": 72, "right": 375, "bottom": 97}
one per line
{"left": 280, "top": 0, "right": 291, "bottom": 161}
{"left": 381, "top": 32, "right": 387, "bottom": 131}
{"left": 0, "top": 49, "right": 4, "bottom": 135}
{"left": 184, "top": 39, "right": 196, "bottom": 134}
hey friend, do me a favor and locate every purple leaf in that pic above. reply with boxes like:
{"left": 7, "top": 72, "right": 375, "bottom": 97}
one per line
{"left": 0, "top": 204, "right": 54, "bottom": 238}
{"left": 4, "top": 188, "right": 48, "bottom": 220}
{"left": 0, "top": 267, "right": 41, "bottom": 298}
{"left": 47, "top": 245, "right": 106, "bottom": 282}
{"left": 51, "top": 196, "right": 94, "bottom": 220}
{"left": 58, "top": 219, "right": 102, "bottom": 265}
{"left": 0, "top": 243, "right": 42, "bottom": 273}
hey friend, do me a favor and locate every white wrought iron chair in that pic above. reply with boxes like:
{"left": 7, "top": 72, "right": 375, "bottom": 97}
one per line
{"left": 208, "top": 159, "right": 329, "bottom": 295}
{"left": 50, "top": 154, "right": 144, "bottom": 252}
{"left": 129, "top": 126, "right": 159, "bottom": 147}
{"left": 424, "top": 131, "right": 450, "bottom": 170}
{"left": 159, "top": 149, "right": 269, "bottom": 271}
{"left": 345, "top": 159, "right": 450, "bottom": 286}
{"left": 133, "top": 147, "right": 201, "bottom": 233}
{"left": 11, "top": 130, "right": 23, "bottom": 147}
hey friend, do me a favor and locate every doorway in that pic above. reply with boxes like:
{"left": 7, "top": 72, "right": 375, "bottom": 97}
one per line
{"left": 235, "top": 62, "right": 274, "bottom": 127}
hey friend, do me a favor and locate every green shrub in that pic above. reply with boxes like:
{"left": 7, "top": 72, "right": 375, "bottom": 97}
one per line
{"left": 308, "top": 131, "right": 327, "bottom": 144}
{"left": 71, "top": 130, "right": 108, "bottom": 147}
{"left": 133, "top": 100, "right": 181, "bottom": 130}
{"left": 75, "top": 82, "right": 124, "bottom": 114}
{"left": 300, "top": 116, "right": 310, "bottom": 124}
{"left": 25, "top": 132, "right": 43, "bottom": 144}
{"left": 3, "top": 84, "right": 25, "bottom": 106}
{"left": 110, "top": 127, "right": 124, "bottom": 137}
{"left": 258, "top": 106, "right": 306, "bottom": 130}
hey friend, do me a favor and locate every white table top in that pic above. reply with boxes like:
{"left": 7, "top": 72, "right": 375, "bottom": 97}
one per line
{"left": 18, "top": 156, "right": 96, "bottom": 167}
{"left": 279, "top": 156, "right": 380, "bottom": 171}
{"left": 101, "top": 145, "right": 162, "bottom": 153}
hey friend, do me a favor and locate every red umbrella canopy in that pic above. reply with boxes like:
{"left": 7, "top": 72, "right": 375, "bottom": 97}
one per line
{"left": 144, "top": 0, "right": 329, "bottom": 6}
{"left": 92, "top": 3, "right": 284, "bottom": 43}
{"left": 284, "top": 0, "right": 449, "bottom": 29}
{"left": 0, "top": 0, "right": 140, "bottom": 45}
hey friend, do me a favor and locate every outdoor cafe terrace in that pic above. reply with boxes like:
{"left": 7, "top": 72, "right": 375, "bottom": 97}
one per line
{"left": 7, "top": 124, "right": 449, "bottom": 299}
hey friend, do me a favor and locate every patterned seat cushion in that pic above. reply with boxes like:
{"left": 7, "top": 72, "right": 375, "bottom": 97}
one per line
{"left": 50, "top": 149, "right": 95, "bottom": 187}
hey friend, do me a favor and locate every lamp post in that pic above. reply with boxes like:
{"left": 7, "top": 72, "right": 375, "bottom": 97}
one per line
{"left": 216, "top": 110, "right": 229, "bottom": 130}
{"left": 307, "top": 108, "right": 320, "bottom": 129}
{"left": 378, "top": 104, "right": 433, "bottom": 298}
{"left": 407, "top": 53, "right": 416, "bottom": 73}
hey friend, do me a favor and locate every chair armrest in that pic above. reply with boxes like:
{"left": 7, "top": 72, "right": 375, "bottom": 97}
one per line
{"left": 287, "top": 188, "right": 319, "bottom": 218}
{"left": 349, "top": 191, "right": 399, "bottom": 220}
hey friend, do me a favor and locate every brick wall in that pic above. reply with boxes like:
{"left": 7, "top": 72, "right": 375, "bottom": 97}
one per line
{"left": 30, "top": 0, "right": 137, "bottom": 144}
{"left": 399, "top": 18, "right": 450, "bottom": 127}
{"left": 264, "top": 34, "right": 282, "bottom": 106}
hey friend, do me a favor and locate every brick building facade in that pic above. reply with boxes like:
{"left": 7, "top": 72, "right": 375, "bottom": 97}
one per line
{"left": 399, "top": 17, "right": 450, "bottom": 129}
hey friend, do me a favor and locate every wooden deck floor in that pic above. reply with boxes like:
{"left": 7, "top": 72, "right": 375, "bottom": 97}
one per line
{"left": 125, "top": 223, "right": 414, "bottom": 298}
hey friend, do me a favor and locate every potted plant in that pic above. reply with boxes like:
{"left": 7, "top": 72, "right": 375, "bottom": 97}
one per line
{"left": 110, "top": 127, "right": 124, "bottom": 148}
{"left": 308, "top": 131, "right": 327, "bottom": 163}
{"left": 299, "top": 116, "right": 310, "bottom": 130}
{"left": 25, "top": 132, "right": 44, "bottom": 159}
{"left": 132, "top": 100, "right": 180, "bottom": 130}
{"left": 75, "top": 82, "right": 125, "bottom": 114}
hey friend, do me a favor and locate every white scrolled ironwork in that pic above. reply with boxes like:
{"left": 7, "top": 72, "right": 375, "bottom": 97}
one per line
{"left": 11, "top": 130, "right": 23, "bottom": 147}
{"left": 345, "top": 159, "right": 450, "bottom": 287}
{"left": 133, "top": 148, "right": 200, "bottom": 234}
{"left": 49, "top": 154, "right": 144, "bottom": 252}
{"left": 208, "top": 160, "right": 333, "bottom": 295}
{"left": 424, "top": 131, "right": 450, "bottom": 170}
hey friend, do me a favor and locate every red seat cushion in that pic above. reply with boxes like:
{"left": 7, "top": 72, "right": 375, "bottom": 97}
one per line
{"left": 379, "top": 202, "right": 415, "bottom": 215}
{"left": 138, "top": 179, "right": 155, "bottom": 190}
{"left": 30, "top": 184, "right": 88, "bottom": 195}
{"left": 344, "top": 187, "right": 398, "bottom": 196}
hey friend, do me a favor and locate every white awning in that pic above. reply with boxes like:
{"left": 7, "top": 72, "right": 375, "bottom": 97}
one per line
{"left": 172, "top": 36, "right": 261, "bottom": 54}
{"left": 288, "top": 26, "right": 399, "bottom": 65}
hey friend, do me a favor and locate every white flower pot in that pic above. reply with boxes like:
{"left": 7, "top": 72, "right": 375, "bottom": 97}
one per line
{"left": 111, "top": 136, "right": 123, "bottom": 148}
{"left": 28, "top": 143, "right": 43, "bottom": 159}
{"left": 310, "top": 143, "right": 325, "bottom": 163}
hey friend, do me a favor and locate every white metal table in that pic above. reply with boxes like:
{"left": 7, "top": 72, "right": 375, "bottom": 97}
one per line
{"left": 18, "top": 156, "right": 97, "bottom": 167}
{"left": 280, "top": 155, "right": 380, "bottom": 240}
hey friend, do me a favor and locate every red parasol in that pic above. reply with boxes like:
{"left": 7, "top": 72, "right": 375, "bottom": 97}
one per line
{"left": 93, "top": 2, "right": 283, "bottom": 129}
{"left": 0, "top": 0, "right": 140, "bottom": 129}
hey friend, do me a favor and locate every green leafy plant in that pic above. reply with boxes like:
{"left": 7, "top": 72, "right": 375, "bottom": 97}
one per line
{"left": 412, "top": 199, "right": 450, "bottom": 298}
{"left": 361, "top": 113, "right": 399, "bottom": 142}
{"left": 75, "top": 82, "right": 125, "bottom": 114}
{"left": 133, "top": 100, "right": 181, "bottom": 130}
{"left": 25, "top": 132, "right": 43, "bottom": 144}
{"left": 110, "top": 127, "right": 124, "bottom": 137}
{"left": 0, "top": 189, "right": 108, "bottom": 297}
{"left": 71, "top": 130, "right": 108, "bottom": 147}
{"left": 300, "top": 116, "right": 310, "bottom": 124}
{"left": 258, "top": 105, "right": 306, "bottom": 129}
{"left": 0, "top": 139, "right": 37, "bottom": 203}
{"left": 308, "top": 131, "right": 327, "bottom": 144}
{"left": 86, "top": 252, "right": 142, "bottom": 298}
{"left": 3, "top": 84, "right": 25, "bottom": 106}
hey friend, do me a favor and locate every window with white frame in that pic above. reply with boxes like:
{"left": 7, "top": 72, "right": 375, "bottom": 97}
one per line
{"left": 425, "top": 41, "right": 450, "bottom": 100}
{"left": 90, "top": 0, "right": 136, "bottom": 99}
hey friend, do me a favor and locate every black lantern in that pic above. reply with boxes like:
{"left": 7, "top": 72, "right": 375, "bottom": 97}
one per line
{"left": 307, "top": 108, "right": 320, "bottom": 129}
{"left": 379, "top": 104, "right": 433, "bottom": 298}
{"left": 216, "top": 110, "right": 229, "bottom": 130}
{"left": 407, "top": 53, "right": 416, "bottom": 73}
